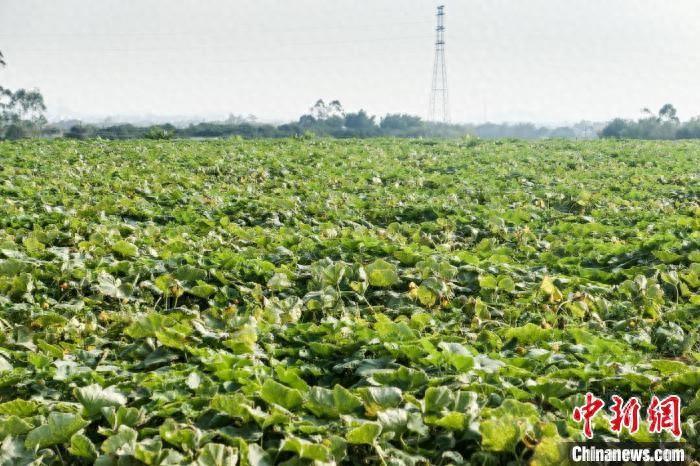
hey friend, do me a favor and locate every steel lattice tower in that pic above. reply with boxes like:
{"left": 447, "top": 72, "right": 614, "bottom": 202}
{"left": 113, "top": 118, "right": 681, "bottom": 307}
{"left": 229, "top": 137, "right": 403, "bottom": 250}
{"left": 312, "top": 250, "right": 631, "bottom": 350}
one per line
{"left": 428, "top": 5, "right": 449, "bottom": 123}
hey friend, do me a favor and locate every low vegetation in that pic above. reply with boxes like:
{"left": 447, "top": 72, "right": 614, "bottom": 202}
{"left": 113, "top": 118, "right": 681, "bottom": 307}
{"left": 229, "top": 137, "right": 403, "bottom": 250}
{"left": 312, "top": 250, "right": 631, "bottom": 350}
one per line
{"left": 0, "top": 138, "right": 698, "bottom": 464}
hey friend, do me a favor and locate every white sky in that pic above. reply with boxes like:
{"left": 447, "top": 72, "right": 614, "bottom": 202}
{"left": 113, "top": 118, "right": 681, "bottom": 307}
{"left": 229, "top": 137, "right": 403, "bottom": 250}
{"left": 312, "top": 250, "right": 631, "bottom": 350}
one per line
{"left": 1, "top": 0, "right": 699, "bottom": 124}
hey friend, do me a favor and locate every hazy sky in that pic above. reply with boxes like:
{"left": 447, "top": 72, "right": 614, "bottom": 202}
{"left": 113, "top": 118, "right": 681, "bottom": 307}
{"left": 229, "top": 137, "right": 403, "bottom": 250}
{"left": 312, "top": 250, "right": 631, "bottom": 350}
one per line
{"left": 1, "top": 0, "right": 699, "bottom": 124}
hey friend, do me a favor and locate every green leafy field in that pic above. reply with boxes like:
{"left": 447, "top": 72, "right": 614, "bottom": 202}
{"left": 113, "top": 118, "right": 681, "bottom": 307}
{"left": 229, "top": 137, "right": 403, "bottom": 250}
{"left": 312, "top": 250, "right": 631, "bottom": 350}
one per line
{"left": 0, "top": 138, "right": 698, "bottom": 465}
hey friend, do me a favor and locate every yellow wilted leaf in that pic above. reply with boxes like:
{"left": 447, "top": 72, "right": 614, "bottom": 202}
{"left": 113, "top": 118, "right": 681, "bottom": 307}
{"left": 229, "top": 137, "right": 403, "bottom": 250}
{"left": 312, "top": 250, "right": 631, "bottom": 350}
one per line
{"left": 540, "top": 276, "right": 563, "bottom": 303}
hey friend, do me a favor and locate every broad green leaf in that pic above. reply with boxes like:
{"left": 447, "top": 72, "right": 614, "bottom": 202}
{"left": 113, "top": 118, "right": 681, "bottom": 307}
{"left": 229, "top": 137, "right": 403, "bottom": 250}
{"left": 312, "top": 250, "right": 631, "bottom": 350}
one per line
{"left": 274, "top": 366, "right": 309, "bottom": 391}
{"left": 267, "top": 273, "right": 292, "bottom": 291}
{"left": 485, "top": 399, "right": 539, "bottom": 420}
{"left": 424, "top": 386, "right": 453, "bottom": 414}
{"left": 478, "top": 274, "right": 498, "bottom": 290}
{"left": 530, "top": 436, "right": 567, "bottom": 466}
{"left": 75, "top": 384, "right": 127, "bottom": 418}
{"left": 189, "top": 282, "right": 217, "bottom": 298}
{"left": 69, "top": 433, "right": 98, "bottom": 460}
{"left": 377, "top": 408, "right": 408, "bottom": 433}
{"left": 280, "top": 436, "right": 331, "bottom": 461}
{"left": 212, "top": 393, "right": 253, "bottom": 420}
{"left": 432, "top": 411, "right": 469, "bottom": 430}
{"left": 174, "top": 265, "right": 207, "bottom": 283}
{"left": 125, "top": 313, "right": 192, "bottom": 349}
{"left": 365, "top": 259, "right": 399, "bottom": 287}
{"left": 0, "top": 415, "right": 33, "bottom": 437}
{"left": 480, "top": 416, "right": 520, "bottom": 452}
{"left": 133, "top": 437, "right": 164, "bottom": 465}
{"left": 112, "top": 240, "right": 139, "bottom": 258}
{"left": 247, "top": 444, "right": 273, "bottom": 466}
{"left": 101, "top": 425, "right": 137, "bottom": 455}
{"left": 498, "top": 276, "right": 515, "bottom": 292}
{"left": 25, "top": 412, "right": 89, "bottom": 449}
{"left": 0, "top": 399, "right": 37, "bottom": 417}
{"left": 503, "top": 323, "right": 553, "bottom": 345}
{"left": 307, "top": 385, "right": 362, "bottom": 418}
{"left": 358, "top": 387, "right": 403, "bottom": 415}
{"left": 439, "top": 342, "right": 474, "bottom": 371}
{"left": 96, "top": 272, "right": 133, "bottom": 300}
{"left": 260, "top": 379, "right": 304, "bottom": 410}
{"left": 195, "top": 443, "right": 238, "bottom": 466}
{"left": 371, "top": 366, "right": 429, "bottom": 390}
{"left": 158, "top": 419, "right": 198, "bottom": 452}
{"left": 101, "top": 406, "right": 145, "bottom": 430}
{"left": 346, "top": 422, "right": 382, "bottom": 445}
{"left": 417, "top": 284, "right": 437, "bottom": 307}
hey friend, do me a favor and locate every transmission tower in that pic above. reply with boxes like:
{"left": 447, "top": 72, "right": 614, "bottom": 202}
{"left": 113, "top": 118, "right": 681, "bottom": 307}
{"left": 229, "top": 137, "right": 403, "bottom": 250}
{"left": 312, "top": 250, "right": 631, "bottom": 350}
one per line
{"left": 429, "top": 5, "right": 449, "bottom": 123}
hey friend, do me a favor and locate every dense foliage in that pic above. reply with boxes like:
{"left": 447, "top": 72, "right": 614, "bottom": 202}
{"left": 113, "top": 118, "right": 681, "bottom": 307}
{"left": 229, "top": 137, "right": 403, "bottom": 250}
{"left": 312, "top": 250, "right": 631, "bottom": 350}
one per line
{"left": 54, "top": 101, "right": 594, "bottom": 140}
{"left": 59, "top": 119, "right": 587, "bottom": 141}
{"left": 0, "top": 86, "right": 48, "bottom": 140}
{"left": 0, "top": 138, "right": 698, "bottom": 465}
{"left": 600, "top": 104, "right": 700, "bottom": 140}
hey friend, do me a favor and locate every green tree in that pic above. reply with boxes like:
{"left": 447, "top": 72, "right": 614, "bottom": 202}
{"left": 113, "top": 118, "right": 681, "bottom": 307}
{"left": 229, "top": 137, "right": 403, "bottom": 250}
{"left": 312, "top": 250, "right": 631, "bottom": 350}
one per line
{"left": 380, "top": 114, "right": 422, "bottom": 130}
{"left": 344, "top": 110, "right": 376, "bottom": 131}
{"left": 3, "top": 123, "right": 28, "bottom": 140}
{"left": 309, "top": 99, "right": 344, "bottom": 120}
{"left": 0, "top": 86, "right": 47, "bottom": 139}
{"left": 601, "top": 104, "right": 682, "bottom": 140}
{"left": 65, "top": 124, "right": 93, "bottom": 139}
{"left": 600, "top": 118, "right": 628, "bottom": 138}
{"left": 144, "top": 125, "right": 174, "bottom": 140}
{"left": 1, "top": 88, "right": 46, "bottom": 123}
{"left": 658, "top": 103, "right": 679, "bottom": 123}
{"left": 676, "top": 117, "right": 700, "bottom": 139}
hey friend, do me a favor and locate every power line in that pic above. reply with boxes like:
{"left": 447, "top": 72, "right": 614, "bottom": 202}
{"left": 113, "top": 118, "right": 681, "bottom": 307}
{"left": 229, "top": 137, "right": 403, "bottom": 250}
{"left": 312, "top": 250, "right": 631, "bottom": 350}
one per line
{"left": 0, "top": 19, "right": 433, "bottom": 38}
{"left": 1, "top": 48, "right": 427, "bottom": 69}
{"left": 10, "top": 34, "right": 433, "bottom": 55}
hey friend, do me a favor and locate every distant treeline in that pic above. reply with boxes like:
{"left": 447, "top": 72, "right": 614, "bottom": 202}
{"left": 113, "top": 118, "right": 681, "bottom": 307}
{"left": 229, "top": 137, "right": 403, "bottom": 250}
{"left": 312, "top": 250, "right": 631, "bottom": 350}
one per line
{"left": 50, "top": 100, "right": 596, "bottom": 140}
{"left": 5, "top": 85, "right": 700, "bottom": 141}
{"left": 0, "top": 91, "right": 605, "bottom": 141}
{"left": 600, "top": 104, "right": 700, "bottom": 139}
{"left": 57, "top": 118, "right": 592, "bottom": 141}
